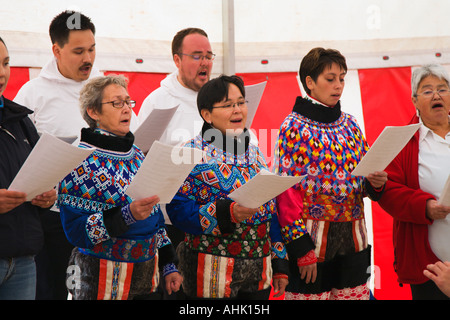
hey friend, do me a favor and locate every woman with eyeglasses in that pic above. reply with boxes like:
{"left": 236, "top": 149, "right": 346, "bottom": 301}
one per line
{"left": 57, "top": 75, "right": 182, "bottom": 300}
{"left": 165, "top": 75, "right": 289, "bottom": 300}
{"left": 378, "top": 64, "right": 450, "bottom": 300}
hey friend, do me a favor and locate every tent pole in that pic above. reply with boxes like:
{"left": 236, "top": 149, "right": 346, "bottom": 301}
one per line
{"left": 222, "top": 0, "right": 236, "bottom": 75}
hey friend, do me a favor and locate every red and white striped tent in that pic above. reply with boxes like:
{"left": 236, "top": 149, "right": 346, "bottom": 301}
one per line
{"left": 3, "top": 0, "right": 450, "bottom": 300}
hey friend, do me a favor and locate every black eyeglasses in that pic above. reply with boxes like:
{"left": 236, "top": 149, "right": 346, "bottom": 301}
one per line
{"left": 101, "top": 100, "right": 136, "bottom": 109}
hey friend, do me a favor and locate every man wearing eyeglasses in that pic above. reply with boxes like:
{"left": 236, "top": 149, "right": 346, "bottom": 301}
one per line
{"left": 138, "top": 27, "right": 214, "bottom": 147}
{"left": 137, "top": 28, "right": 214, "bottom": 299}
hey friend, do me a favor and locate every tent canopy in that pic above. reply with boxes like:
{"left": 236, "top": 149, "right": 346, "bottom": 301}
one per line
{"left": 2, "top": 0, "right": 450, "bottom": 73}
{"left": 2, "top": 0, "right": 448, "bottom": 301}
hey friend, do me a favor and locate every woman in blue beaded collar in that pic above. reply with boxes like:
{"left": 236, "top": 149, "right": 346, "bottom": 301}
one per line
{"left": 57, "top": 75, "right": 182, "bottom": 300}
{"left": 166, "top": 75, "right": 289, "bottom": 300}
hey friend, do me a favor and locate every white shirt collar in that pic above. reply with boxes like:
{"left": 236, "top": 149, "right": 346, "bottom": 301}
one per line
{"left": 418, "top": 115, "right": 450, "bottom": 143}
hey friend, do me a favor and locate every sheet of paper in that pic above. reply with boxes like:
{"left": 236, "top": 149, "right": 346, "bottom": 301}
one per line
{"left": 133, "top": 105, "right": 179, "bottom": 153}
{"left": 351, "top": 123, "right": 421, "bottom": 176}
{"left": 228, "top": 169, "right": 305, "bottom": 208}
{"left": 245, "top": 81, "right": 266, "bottom": 128}
{"left": 126, "top": 141, "right": 204, "bottom": 203}
{"left": 8, "top": 133, "right": 94, "bottom": 201}
{"left": 438, "top": 175, "right": 450, "bottom": 206}
{"left": 55, "top": 136, "right": 78, "bottom": 144}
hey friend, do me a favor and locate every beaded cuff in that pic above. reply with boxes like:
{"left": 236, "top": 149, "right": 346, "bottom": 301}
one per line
{"left": 121, "top": 204, "right": 136, "bottom": 225}
{"left": 162, "top": 263, "right": 179, "bottom": 277}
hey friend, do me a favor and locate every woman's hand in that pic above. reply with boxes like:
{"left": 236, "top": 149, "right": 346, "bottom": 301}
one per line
{"left": 366, "top": 171, "right": 388, "bottom": 189}
{"left": 298, "top": 250, "right": 318, "bottom": 284}
{"left": 272, "top": 275, "right": 289, "bottom": 298}
{"left": 424, "top": 261, "right": 450, "bottom": 298}
{"left": 31, "top": 189, "right": 57, "bottom": 208}
{"left": 426, "top": 199, "right": 450, "bottom": 220}
{"left": 165, "top": 272, "right": 183, "bottom": 295}
{"left": 299, "top": 262, "right": 317, "bottom": 284}
{"left": 130, "top": 195, "right": 160, "bottom": 220}
{"left": 231, "top": 203, "right": 259, "bottom": 223}
{"left": 0, "top": 189, "right": 27, "bottom": 214}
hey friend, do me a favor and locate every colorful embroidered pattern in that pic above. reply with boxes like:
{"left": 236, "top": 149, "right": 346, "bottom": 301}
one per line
{"left": 179, "top": 136, "right": 274, "bottom": 228}
{"left": 274, "top": 110, "right": 369, "bottom": 222}
{"left": 58, "top": 142, "right": 161, "bottom": 262}
{"left": 281, "top": 219, "right": 309, "bottom": 243}
{"left": 80, "top": 236, "right": 157, "bottom": 262}
{"left": 86, "top": 213, "right": 109, "bottom": 245}
{"left": 185, "top": 223, "right": 271, "bottom": 259}
{"left": 177, "top": 135, "right": 285, "bottom": 260}
{"left": 302, "top": 193, "right": 365, "bottom": 222}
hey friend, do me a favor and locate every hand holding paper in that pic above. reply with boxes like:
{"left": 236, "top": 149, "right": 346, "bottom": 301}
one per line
{"left": 8, "top": 133, "right": 94, "bottom": 201}
{"left": 126, "top": 141, "right": 204, "bottom": 203}
{"left": 228, "top": 169, "right": 305, "bottom": 208}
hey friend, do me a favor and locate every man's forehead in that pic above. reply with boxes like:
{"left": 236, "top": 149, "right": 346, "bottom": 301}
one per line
{"left": 65, "top": 30, "right": 95, "bottom": 46}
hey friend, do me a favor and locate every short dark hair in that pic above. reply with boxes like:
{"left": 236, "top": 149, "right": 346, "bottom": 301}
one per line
{"left": 172, "top": 27, "right": 208, "bottom": 57}
{"left": 197, "top": 75, "right": 245, "bottom": 114}
{"left": 49, "top": 10, "right": 96, "bottom": 47}
{"left": 299, "top": 47, "right": 347, "bottom": 95}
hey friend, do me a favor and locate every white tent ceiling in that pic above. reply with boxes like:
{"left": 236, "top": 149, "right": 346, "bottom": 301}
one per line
{"left": 1, "top": 0, "right": 450, "bottom": 73}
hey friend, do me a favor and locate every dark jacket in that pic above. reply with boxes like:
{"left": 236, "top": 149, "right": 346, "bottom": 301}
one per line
{"left": 0, "top": 96, "right": 44, "bottom": 258}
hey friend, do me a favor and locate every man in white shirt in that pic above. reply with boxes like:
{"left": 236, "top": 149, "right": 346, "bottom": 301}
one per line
{"left": 138, "top": 28, "right": 214, "bottom": 299}
{"left": 138, "top": 27, "right": 214, "bottom": 234}
{"left": 13, "top": 11, "right": 101, "bottom": 300}
{"left": 138, "top": 28, "right": 214, "bottom": 147}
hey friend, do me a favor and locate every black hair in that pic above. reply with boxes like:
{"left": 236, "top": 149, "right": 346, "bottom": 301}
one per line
{"left": 49, "top": 10, "right": 95, "bottom": 47}
{"left": 197, "top": 75, "right": 245, "bottom": 114}
{"left": 299, "top": 47, "right": 347, "bottom": 95}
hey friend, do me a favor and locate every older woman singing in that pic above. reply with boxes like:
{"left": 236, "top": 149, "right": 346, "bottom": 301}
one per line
{"left": 166, "top": 75, "right": 289, "bottom": 300}
{"left": 379, "top": 64, "right": 450, "bottom": 300}
{"left": 57, "top": 75, "right": 182, "bottom": 300}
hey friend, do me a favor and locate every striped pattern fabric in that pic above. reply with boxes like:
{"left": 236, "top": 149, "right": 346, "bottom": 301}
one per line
{"left": 96, "top": 256, "right": 160, "bottom": 300}
{"left": 195, "top": 253, "right": 272, "bottom": 299}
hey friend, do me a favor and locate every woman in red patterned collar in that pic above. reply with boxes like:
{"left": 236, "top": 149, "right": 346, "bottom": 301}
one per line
{"left": 274, "top": 47, "right": 387, "bottom": 300}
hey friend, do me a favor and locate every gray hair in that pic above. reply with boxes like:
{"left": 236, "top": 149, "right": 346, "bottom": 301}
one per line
{"left": 79, "top": 74, "right": 128, "bottom": 129}
{"left": 411, "top": 64, "right": 450, "bottom": 97}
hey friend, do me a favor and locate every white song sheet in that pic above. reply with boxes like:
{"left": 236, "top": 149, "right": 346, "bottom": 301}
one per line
{"left": 133, "top": 105, "right": 179, "bottom": 153}
{"left": 126, "top": 141, "right": 204, "bottom": 203}
{"left": 439, "top": 175, "right": 450, "bottom": 206}
{"left": 245, "top": 81, "right": 266, "bottom": 128}
{"left": 228, "top": 169, "right": 305, "bottom": 208}
{"left": 351, "top": 123, "right": 421, "bottom": 176}
{"left": 8, "top": 133, "right": 94, "bottom": 201}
